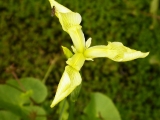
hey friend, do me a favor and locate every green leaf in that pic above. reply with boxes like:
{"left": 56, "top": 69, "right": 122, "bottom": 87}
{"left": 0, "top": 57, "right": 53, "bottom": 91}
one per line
{"left": 83, "top": 92, "right": 121, "bottom": 120}
{"left": 7, "top": 77, "right": 48, "bottom": 103}
{"left": 24, "top": 106, "right": 47, "bottom": 120}
{"left": 0, "top": 84, "right": 31, "bottom": 119}
{"left": 20, "top": 78, "right": 48, "bottom": 103}
{"left": 0, "top": 82, "right": 47, "bottom": 120}
{"left": 0, "top": 111, "right": 20, "bottom": 120}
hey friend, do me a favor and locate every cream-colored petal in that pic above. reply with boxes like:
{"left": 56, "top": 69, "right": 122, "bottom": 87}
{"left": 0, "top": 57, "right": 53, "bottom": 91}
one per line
{"left": 50, "top": 66, "right": 82, "bottom": 108}
{"left": 49, "top": 1, "right": 85, "bottom": 52}
{"left": 48, "top": 0, "right": 71, "bottom": 13}
{"left": 56, "top": 12, "right": 85, "bottom": 52}
{"left": 106, "top": 42, "right": 149, "bottom": 62}
{"left": 48, "top": 1, "right": 82, "bottom": 33}
{"left": 85, "top": 38, "right": 92, "bottom": 48}
{"left": 84, "top": 42, "right": 149, "bottom": 62}
{"left": 66, "top": 53, "right": 85, "bottom": 71}
{"left": 71, "top": 45, "right": 77, "bottom": 53}
{"left": 68, "top": 27, "right": 85, "bottom": 52}
{"left": 84, "top": 45, "right": 109, "bottom": 58}
{"left": 58, "top": 12, "right": 82, "bottom": 32}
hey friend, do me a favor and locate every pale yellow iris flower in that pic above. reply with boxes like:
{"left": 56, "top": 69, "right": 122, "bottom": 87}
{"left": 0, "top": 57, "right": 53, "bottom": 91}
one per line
{"left": 49, "top": 0, "right": 149, "bottom": 108}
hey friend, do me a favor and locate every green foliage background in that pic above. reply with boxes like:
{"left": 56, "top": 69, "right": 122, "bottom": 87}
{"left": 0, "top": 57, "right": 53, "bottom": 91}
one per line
{"left": 0, "top": 0, "right": 160, "bottom": 119}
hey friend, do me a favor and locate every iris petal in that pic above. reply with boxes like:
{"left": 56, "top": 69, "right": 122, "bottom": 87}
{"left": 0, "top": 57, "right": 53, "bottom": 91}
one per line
{"left": 49, "top": 0, "right": 71, "bottom": 13}
{"left": 58, "top": 12, "right": 82, "bottom": 32}
{"left": 49, "top": 0, "right": 85, "bottom": 52}
{"left": 50, "top": 66, "right": 82, "bottom": 108}
{"left": 68, "top": 27, "right": 85, "bottom": 52}
{"left": 84, "top": 42, "right": 149, "bottom": 62}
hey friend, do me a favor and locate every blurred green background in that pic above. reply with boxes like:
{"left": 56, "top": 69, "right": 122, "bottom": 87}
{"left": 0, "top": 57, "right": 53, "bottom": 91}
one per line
{"left": 0, "top": 0, "right": 160, "bottom": 119}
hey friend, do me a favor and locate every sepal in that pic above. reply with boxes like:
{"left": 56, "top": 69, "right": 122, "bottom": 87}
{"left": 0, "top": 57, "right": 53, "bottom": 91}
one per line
{"left": 62, "top": 46, "right": 73, "bottom": 59}
{"left": 70, "top": 83, "right": 82, "bottom": 102}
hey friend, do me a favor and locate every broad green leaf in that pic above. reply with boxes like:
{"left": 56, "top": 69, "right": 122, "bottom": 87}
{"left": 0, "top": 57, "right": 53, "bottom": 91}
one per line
{"left": 24, "top": 106, "right": 46, "bottom": 120}
{"left": 0, "top": 78, "right": 47, "bottom": 119}
{"left": 20, "top": 78, "right": 48, "bottom": 103}
{"left": 0, "top": 84, "right": 31, "bottom": 119}
{"left": 0, "top": 111, "right": 20, "bottom": 120}
{"left": 7, "top": 78, "right": 48, "bottom": 103}
{"left": 0, "top": 84, "right": 24, "bottom": 105}
{"left": 83, "top": 92, "right": 121, "bottom": 120}
{"left": 0, "top": 83, "right": 46, "bottom": 120}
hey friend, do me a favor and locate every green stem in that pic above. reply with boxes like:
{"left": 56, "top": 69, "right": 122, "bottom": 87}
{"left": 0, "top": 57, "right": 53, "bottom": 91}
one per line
{"left": 42, "top": 55, "right": 59, "bottom": 84}
{"left": 68, "top": 100, "right": 75, "bottom": 120}
{"left": 59, "top": 99, "right": 66, "bottom": 120}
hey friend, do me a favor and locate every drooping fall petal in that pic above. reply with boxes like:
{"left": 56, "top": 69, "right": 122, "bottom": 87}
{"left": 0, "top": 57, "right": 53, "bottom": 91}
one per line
{"left": 84, "top": 42, "right": 149, "bottom": 62}
{"left": 50, "top": 66, "right": 82, "bottom": 108}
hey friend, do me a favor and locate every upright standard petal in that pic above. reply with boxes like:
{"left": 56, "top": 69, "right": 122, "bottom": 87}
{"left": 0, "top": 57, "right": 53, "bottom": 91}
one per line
{"left": 84, "top": 42, "right": 149, "bottom": 62}
{"left": 68, "top": 27, "right": 85, "bottom": 52}
{"left": 50, "top": 66, "right": 82, "bottom": 108}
